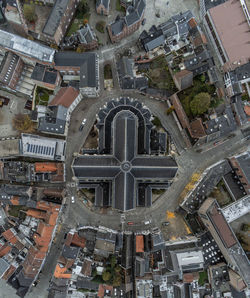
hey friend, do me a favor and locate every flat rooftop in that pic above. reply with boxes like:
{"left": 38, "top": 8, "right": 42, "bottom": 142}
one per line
{"left": 209, "top": 0, "right": 250, "bottom": 69}
{"left": 0, "top": 29, "right": 55, "bottom": 63}
{"left": 0, "top": 139, "right": 19, "bottom": 157}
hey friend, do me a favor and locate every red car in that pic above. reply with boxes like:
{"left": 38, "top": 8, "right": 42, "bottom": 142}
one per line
{"left": 127, "top": 222, "right": 134, "bottom": 225}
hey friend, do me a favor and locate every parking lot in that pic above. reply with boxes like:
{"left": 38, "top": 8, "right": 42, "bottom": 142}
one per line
{"left": 161, "top": 211, "right": 192, "bottom": 240}
{"left": 0, "top": 90, "right": 28, "bottom": 138}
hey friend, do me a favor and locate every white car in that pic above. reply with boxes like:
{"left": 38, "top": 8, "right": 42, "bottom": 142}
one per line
{"left": 144, "top": 220, "right": 151, "bottom": 225}
{"left": 79, "top": 118, "right": 87, "bottom": 131}
{"left": 71, "top": 196, "right": 75, "bottom": 203}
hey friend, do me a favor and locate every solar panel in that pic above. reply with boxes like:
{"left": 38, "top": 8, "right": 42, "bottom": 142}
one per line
{"left": 27, "top": 144, "right": 30, "bottom": 152}
{"left": 35, "top": 145, "right": 38, "bottom": 153}
{"left": 42, "top": 146, "right": 46, "bottom": 155}
{"left": 45, "top": 147, "right": 49, "bottom": 155}
{"left": 29, "top": 144, "right": 33, "bottom": 152}
{"left": 48, "top": 147, "right": 51, "bottom": 156}
{"left": 51, "top": 148, "right": 54, "bottom": 156}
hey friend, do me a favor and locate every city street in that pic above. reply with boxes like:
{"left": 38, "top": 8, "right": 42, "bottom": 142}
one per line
{"left": 64, "top": 83, "right": 250, "bottom": 233}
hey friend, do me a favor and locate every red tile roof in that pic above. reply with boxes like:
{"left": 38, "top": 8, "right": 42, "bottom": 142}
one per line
{"left": 49, "top": 87, "right": 79, "bottom": 108}
{"left": 190, "top": 118, "right": 206, "bottom": 138}
{"left": 0, "top": 244, "right": 11, "bottom": 257}
{"left": 35, "top": 162, "right": 58, "bottom": 173}
{"left": 98, "top": 284, "right": 113, "bottom": 298}
{"left": 54, "top": 263, "right": 72, "bottom": 279}
{"left": 34, "top": 222, "right": 54, "bottom": 251}
{"left": 71, "top": 233, "right": 86, "bottom": 248}
{"left": 2, "top": 228, "right": 16, "bottom": 241}
{"left": 26, "top": 209, "right": 46, "bottom": 219}
{"left": 244, "top": 106, "right": 250, "bottom": 117}
{"left": 10, "top": 197, "right": 20, "bottom": 205}
{"left": 188, "top": 18, "right": 197, "bottom": 28}
{"left": 136, "top": 235, "right": 144, "bottom": 253}
{"left": 2, "top": 265, "right": 16, "bottom": 280}
{"left": 209, "top": 204, "right": 237, "bottom": 248}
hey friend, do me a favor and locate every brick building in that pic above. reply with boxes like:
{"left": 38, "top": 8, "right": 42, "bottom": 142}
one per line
{"left": 77, "top": 24, "right": 98, "bottom": 51}
{"left": 198, "top": 198, "right": 250, "bottom": 289}
{"left": 0, "top": 29, "right": 55, "bottom": 66}
{"left": 42, "top": 0, "right": 80, "bottom": 45}
{"left": 37, "top": 86, "right": 82, "bottom": 135}
{"left": 54, "top": 52, "right": 99, "bottom": 97}
{"left": 0, "top": 51, "right": 24, "bottom": 90}
{"left": 96, "top": 0, "right": 110, "bottom": 16}
{"left": 108, "top": 0, "right": 145, "bottom": 43}
{"left": 31, "top": 63, "right": 61, "bottom": 90}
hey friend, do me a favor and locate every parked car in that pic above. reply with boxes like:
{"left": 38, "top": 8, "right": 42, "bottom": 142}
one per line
{"left": 144, "top": 220, "right": 151, "bottom": 225}
{"left": 142, "top": 18, "right": 146, "bottom": 25}
{"left": 162, "top": 221, "right": 170, "bottom": 226}
{"left": 127, "top": 222, "right": 134, "bottom": 225}
{"left": 71, "top": 196, "right": 75, "bottom": 203}
{"left": 79, "top": 118, "right": 87, "bottom": 131}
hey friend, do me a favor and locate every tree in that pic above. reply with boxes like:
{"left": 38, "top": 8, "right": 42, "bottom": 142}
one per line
{"left": 102, "top": 270, "right": 111, "bottom": 282}
{"left": 112, "top": 274, "right": 122, "bottom": 287}
{"left": 12, "top": 114, "right": 35, "bottom": 133}
{"left": 190, "top": 92, "right": 211, "bottom": 116}
{"left": 110, "top": 255, "right": 117, "bottom": 268}
{"left": 166, "top": 106, "right": 175, "bottom": 115}
{"left": 76, "top": 0, "right": 89, "bottom": 18}
{"left": 83, "top": 18, "right": 88, "bottom": 25}
{"left": 114, "top": 265, "right": 121, "bottom": 273}
{"left": 23, "top": 4, "right": 37, "bottom": 23}
{"left": 76, "top": 46, "right": 82, "bottom": 53}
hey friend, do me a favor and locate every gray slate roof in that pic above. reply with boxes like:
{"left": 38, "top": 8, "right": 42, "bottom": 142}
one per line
{"left": 54, "top": 52, "right": 98, "bottom": 88}
{"left": 31, "top": 63, "right": 57, "bottom": 84}
{"left": 38, "top": 105, "right": 67, "bottom": 135}
{"left": 110, "top": 0, "right": 145, "bottom": 35}
{"left": 43, "top": 0, "right": 70, "bottom": 36}
{"left": 0, "top": 258, "right": 9, "bottom": 277}
{"left": 73, "top": 98, "right": 177, "bottom": 211}
{"left": 78, "top": 24, "right": 96, "bottom": 44}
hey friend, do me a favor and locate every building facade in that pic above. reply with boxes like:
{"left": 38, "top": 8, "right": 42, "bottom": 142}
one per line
{"left": 42, "top": 0, "right": 80, "bottom": 45}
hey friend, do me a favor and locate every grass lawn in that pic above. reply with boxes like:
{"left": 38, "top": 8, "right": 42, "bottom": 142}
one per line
{"left": 67, "top": 19, "right": 80, "bottom": 36}
{"left": 35, "top": 86, "right": 53, "bottom": 106}
{"left": 104, "top": 64, "right": 112, "bottom": 80}
{"left": 198, "top": 271, "right": 208, "bottom": 286}
{"left": 8, "top": 205, "right": 28, "bottom": 218}
{"left": 146, "top": 56, "right": 177, "bottom": 93}
{"left": 66, "top": 12, "right": 90, "bottom": 37}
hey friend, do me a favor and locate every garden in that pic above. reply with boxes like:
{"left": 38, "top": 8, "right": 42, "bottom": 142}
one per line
{"left": 66, "top": 0, "right": 90, "bottom": 37}
{"left": 35, "top": 86, "right": 53, "bottom": 106}
{"left": 91, "top": 255, "right": 122, "bottom": 287}
{"left": 178, "top": 75, "right": 223, "bottom": 119}
{"left": 104, "top": 64, "right": 113, "bottom": 80}
{"left": 145, "top": 56, "right": 177, "bottom": 94}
